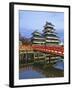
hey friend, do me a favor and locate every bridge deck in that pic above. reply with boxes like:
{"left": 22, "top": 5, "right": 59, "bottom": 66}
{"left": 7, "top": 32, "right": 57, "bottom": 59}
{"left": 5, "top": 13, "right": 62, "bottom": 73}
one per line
{"left": 19, "top": 45, "right": 64, "bottom": 57}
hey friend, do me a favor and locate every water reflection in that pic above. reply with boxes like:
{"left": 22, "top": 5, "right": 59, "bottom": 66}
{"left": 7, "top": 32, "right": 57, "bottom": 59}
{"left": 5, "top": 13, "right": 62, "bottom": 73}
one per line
{"left": 53, "top": 60, "right": 64, "bottom": 70}
{"left": 19, "top": 65, "right": 45, "bottom": 79}
{"left": 19, "top": 63, "right": 64, "bottom": 79}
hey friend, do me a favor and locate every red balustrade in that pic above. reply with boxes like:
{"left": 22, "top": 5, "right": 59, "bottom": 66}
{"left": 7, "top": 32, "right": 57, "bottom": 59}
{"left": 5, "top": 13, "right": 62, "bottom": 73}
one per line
{"left": 32, "top": 45, "right": 64, "bottom": 56}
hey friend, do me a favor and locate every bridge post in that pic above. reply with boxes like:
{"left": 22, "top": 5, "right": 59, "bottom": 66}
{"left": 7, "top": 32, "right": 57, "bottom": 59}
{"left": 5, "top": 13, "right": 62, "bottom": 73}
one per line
{"left": 44, "top": 53, "right": 46, "bottom": 64}
{"left": 37, "top": 51, "right": 39, "bottom": 60}
{"left": 33, "top": 51, "right": 35, "bottom": 61}
{"left": 49, "top": 56, "right": 51, "bottom": 63}
{"left": 25, "top": 51, "right": 28, "bottom": 63}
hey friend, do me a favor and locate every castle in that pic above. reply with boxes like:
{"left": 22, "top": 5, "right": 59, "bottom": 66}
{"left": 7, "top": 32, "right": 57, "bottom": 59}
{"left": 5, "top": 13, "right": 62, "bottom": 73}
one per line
{"left": 31, "top": 21, "right": 60, "bottom": 46}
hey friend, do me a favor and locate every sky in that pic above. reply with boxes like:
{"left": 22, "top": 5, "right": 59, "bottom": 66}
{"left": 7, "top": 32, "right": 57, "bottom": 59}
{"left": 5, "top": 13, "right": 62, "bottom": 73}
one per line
{"left": 19, "top": 10, "right": 64, "bottom": 42}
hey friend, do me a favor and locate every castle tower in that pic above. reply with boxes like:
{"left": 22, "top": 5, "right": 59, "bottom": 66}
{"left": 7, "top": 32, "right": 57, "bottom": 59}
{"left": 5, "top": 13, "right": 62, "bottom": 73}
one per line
{"left": 43, "top": 21, "right": 60, "bottom": 45}
{"left": 31, "top": 30, "right": 45, "bottom": 45}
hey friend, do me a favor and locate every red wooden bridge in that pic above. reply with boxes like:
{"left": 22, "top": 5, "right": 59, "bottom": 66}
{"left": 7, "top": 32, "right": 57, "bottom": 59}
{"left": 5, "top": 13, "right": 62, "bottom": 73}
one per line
{"left": 32, "top": 45, "right": 64, "bottom": 57}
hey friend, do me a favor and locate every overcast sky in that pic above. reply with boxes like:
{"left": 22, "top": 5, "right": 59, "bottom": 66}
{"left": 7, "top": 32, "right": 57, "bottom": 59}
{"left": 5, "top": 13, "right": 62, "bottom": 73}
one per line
{"left": 19, "top": 10, "right": 64, "bottom": 42}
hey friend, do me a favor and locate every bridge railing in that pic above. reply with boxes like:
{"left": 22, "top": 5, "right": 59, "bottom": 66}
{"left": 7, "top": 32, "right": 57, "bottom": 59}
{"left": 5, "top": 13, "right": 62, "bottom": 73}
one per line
{"left": 32, "top": 45, "right": 64, "bottom": 56}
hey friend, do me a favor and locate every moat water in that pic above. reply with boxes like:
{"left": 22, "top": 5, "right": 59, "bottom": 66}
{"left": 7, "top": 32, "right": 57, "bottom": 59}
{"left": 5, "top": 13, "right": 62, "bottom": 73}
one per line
{"left": 19, "top": 60, "right": 64, "bottom": 79}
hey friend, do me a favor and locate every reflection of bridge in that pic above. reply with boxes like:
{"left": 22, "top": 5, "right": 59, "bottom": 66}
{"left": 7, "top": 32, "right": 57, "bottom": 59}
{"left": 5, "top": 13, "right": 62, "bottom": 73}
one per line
{"left": 32, "top": 45, "right": 64, "bottom": 57}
